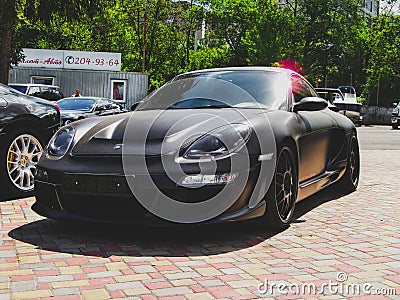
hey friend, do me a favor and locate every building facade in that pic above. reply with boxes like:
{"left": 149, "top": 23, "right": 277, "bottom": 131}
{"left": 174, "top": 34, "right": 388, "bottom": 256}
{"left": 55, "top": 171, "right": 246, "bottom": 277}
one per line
{"left": 362, "top": 0, "right": 380, "bottom": 17}
{"left": 9, "top": 49, "right": 148, "bottom": 109}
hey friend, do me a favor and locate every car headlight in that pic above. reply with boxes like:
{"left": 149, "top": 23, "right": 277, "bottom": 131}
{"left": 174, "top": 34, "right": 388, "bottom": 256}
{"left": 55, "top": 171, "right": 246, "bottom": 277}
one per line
{"left": 47, "top": 126, "right": 75, "bottom": 159}
{"left": 183, "top": 124, "right": 250, "bottom": 160}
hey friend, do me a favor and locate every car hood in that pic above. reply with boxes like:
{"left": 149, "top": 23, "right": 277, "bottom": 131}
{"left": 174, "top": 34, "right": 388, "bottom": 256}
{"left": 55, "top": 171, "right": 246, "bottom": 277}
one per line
{"left": 71, "top": 109, "right": 263, "bottom": 156}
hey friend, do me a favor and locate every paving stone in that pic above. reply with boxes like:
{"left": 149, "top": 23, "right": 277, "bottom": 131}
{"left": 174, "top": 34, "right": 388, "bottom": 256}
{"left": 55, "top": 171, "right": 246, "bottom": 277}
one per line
{"left": 164, "top": 272, "right": 200, "bottom": 280}
{"left": 106, "top": 281, "right": 145, "bottom": 291}
{"left": 53, "top": 287, "right": 81, "bottom": 296}
{"left": 1, "top": 146, "right": 400, "bottom": 299}
{"left": 81, "top": 288, "right": 109, "bottom": 300}
{"left": 86, "top": 271, "right": 122, "bottom": 278}
{"left": 152, "top": 286, "right": 192, "bottom": 297}
{"left": 38, "top": 275, "right": 74, "bottom": 282}
{"left": 197, "top": 279, "right": 225, "bottom": 287}
{"left": 9, "top": 281, "right": 36, "bottom": 293}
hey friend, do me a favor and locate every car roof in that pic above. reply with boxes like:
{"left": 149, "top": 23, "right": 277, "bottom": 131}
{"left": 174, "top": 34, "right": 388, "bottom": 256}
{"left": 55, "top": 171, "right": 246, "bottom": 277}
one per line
{"left": 315, "top": 88, "right": 343, "bottom": 93}
{"left": 8, "top": 83, "right": 60, "bottom": 88}
{"left": 182, "top": 66, "right": 294, "bottom": 76}
{"left": 60, "top": 97, "right": 111, "bottom": 101}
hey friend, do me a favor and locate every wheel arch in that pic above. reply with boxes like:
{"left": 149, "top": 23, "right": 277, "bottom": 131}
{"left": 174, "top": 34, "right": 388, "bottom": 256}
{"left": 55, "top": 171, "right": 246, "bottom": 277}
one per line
{"left": 1, "top": 116, "right": 46, "bottom": 142}
{"left": 277, "top": 136, "right": 299, "bottom": 181}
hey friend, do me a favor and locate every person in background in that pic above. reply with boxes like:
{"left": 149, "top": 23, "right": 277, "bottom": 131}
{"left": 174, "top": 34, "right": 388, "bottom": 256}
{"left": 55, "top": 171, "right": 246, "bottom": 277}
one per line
{"left": 72, "top": 89, "right": 82, "bottom": 97}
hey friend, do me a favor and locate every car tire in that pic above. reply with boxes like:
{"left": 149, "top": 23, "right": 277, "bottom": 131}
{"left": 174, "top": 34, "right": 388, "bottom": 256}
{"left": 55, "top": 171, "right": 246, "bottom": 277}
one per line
{"left": 262, "top": 145, "right": 298, "bottom": 230}
{"left": 392, "top": 124, "right": 398, "bottom": 130}
{"left": 337, "top": 132, "right": 360, "bottom": 193}
{"left": 0, "top": 128, "right": 44, "bottom": 200}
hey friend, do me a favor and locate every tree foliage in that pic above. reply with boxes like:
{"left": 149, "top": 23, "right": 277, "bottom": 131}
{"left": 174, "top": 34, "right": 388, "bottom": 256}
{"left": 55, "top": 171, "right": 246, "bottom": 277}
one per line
{"left": 1, "top": 0, "right": 399, "bottom": 104}
{"left": 363, "top": 14, "right": 400, "bottom": 104}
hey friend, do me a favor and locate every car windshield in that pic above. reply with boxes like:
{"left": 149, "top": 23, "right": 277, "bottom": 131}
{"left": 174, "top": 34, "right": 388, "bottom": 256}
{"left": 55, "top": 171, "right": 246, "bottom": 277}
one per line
{"left": 8, "top": 85, "right": 28, "bottom": 94}
{"left": 137, "top": 70, "right": 288, "bottom": 111}
{"left": 339, "top": 86, "right": 356, "bottom": 94}
{"left": 57, "top": 98, "right": 96, "bottom": 112}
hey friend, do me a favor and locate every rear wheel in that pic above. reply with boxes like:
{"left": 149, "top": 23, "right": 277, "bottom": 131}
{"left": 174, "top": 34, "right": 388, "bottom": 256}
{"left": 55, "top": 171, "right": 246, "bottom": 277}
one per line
{"left": 262, "top": 146, "right": 298, "bottom": 229}
{"left": 337, "top": 133, "right": 360, "bottom": 192}
{"left": 0, "top": 129, "right": 44, "bottom": 200}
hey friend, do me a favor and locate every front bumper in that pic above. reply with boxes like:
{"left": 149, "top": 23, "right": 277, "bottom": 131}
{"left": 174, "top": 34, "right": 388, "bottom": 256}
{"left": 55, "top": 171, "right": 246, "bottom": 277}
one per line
{"left": 33, "top": 161, "right": 265, "bottom": 225}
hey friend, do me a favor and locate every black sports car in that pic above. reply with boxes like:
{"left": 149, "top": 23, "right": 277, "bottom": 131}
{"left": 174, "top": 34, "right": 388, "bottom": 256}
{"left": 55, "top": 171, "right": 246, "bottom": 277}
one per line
{"left": 0, "top": 84, "right": 60, "bottom": 200}
{"left": 33, "top": 67, "right": 360, "bottom": 228}
{"left": 57, "top": 97, "right": 127, "bottom": 125}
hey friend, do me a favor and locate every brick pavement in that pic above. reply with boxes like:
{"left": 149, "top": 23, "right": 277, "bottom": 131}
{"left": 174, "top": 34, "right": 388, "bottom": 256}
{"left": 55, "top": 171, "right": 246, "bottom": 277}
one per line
{"left": 0, "top": 148, "right": 399, "bottom": 299}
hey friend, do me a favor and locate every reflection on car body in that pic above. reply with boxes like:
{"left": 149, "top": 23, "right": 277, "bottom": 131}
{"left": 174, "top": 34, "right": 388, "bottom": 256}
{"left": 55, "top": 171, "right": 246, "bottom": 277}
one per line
{"left": 33, "top": 67, "right": 360, "bottom": 229}
{"left": 0, "top": 83, "right": 60, "bottom": 200}
{"left": 56, "top": 97, "right": 127, "bottom": 125}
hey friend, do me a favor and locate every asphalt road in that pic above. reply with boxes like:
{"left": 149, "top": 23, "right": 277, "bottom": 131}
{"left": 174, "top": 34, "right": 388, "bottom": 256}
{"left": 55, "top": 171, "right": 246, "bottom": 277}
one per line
{"left": 357, "top": 125, "right": 400, "bottom": 150}
{"left": 0, "top": 125, "right": 399, "bottom": 299}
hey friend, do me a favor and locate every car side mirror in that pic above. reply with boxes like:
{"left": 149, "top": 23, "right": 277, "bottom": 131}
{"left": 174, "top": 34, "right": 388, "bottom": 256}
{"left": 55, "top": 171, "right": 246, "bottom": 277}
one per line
{"left": 95, "top": 104, "right": 108, "bottom": 112}
{"left": 131, "top": 101, "right": 143, "bottom": 111}
{"left": 293, "top": 97, "right": 328, "bottom": 113}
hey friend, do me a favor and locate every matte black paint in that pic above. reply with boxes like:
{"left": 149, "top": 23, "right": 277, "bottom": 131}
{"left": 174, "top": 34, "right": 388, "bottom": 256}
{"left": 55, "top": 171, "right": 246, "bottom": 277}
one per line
{"left": 33, "top": 67, "right": 357, "bottom": 225}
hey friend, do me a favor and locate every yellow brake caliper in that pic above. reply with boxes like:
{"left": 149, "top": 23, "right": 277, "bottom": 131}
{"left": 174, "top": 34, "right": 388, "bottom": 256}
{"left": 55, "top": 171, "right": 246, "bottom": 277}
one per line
{"left": 8, "top": 146, "right": 15, "bottom": 171}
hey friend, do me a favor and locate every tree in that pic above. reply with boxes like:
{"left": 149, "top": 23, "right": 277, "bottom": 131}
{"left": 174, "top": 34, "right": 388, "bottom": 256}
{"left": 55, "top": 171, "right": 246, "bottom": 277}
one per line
{"left": 0, "top": 0, "right": 106, "bottom": 84}
{"left": 0, "top": 0, "right": 17, "bottom": 84}
{"left": 245, "top": 0, "right": 293, "bottom": 66}
{"left": 289, "top": 0, "right": 365, "bottom": 87}
{"left": 200, "top": 0, "right": 258, "bottom": 65}
{"left": 363, "top": 14, "right": 400, "bottom": 105}
{"left": 4, "top": 0, "right": 399, "bottom": 101}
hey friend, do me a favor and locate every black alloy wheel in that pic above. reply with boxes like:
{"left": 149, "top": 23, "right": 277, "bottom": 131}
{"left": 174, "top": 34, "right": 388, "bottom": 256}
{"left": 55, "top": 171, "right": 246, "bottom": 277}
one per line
{"left": 337, "top": 132, "right": 360, "bottom": 193}
{"left": 262, "top": 145, "right": 298, "bottom": 229}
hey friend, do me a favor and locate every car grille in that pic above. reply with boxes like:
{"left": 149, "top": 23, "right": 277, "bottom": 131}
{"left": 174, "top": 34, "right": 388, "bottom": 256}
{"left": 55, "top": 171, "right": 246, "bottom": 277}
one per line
{"left": 60, "top": 174, "right": 148, "bottom": 220}
{"left": 63, "top": 173, "right": 132, "bottom": 195}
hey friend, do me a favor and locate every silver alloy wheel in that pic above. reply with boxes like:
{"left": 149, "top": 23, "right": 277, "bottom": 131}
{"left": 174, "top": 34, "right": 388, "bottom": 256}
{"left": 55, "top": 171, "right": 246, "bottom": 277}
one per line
{"left": 6, "top": 134, "right": 43, "bottom": 191}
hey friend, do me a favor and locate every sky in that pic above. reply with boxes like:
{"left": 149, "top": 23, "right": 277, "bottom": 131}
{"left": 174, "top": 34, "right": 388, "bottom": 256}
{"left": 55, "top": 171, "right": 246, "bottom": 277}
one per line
{"left": 380, "top": 0, "right": 400, "bottom": 14}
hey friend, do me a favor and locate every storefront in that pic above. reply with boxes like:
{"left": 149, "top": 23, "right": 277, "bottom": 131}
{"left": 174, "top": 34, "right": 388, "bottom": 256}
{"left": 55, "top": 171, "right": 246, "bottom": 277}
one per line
{"left": 9, "top": 49, "right": 148, "bottom": 109}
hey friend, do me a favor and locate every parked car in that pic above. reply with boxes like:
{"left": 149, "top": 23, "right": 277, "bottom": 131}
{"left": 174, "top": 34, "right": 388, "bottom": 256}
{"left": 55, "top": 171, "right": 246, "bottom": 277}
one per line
{"left": 317, "top": 87, "right": 362, "bottom": 126}
{"left": 315, "top": 88, "right": 343, "bottom": 112}
{"left": 8, "top": 83, "right": 64, "bottom": 101}
{"left": 338, "top": 85, "right": 357, "bottom": 101}
{"left": 33, "top": 67, "right": 359, "bottom": 229}
{"left": 56, "top": 97, "right": 127, "bottom": 125}
{"left": 315, "top": 88, "right": 344, "bottom": 103}
{"left": 0, "top": 84, "right": 60, "bottom": 200}
{"left": 391, "top": 102, "right": 400, "bottom": 129}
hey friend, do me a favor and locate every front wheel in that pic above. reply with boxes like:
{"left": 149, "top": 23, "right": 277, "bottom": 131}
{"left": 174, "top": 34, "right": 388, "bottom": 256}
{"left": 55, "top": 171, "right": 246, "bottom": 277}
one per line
{"left": 0, "top": 129, "right": 44, "bottom": 200}
{"left": 262, "top": 146, "right": 298, "bottom": 230}
{"left": 392, "top": 124, "right": 398, "bottom": 130}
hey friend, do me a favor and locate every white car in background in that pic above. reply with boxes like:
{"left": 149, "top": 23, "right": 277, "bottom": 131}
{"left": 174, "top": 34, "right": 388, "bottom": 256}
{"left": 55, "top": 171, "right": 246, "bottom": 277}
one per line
{"left": 336, "top": 86, "right": 362, "bottom": 126}
{"left": 8, "top": 83, "right": 64, "bottom": 101}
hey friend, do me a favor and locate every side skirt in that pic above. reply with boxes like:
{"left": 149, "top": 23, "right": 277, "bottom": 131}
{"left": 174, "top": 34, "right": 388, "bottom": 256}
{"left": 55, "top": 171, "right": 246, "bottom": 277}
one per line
{"left": 297, "top": 167, "right": 345, "bottom": 201}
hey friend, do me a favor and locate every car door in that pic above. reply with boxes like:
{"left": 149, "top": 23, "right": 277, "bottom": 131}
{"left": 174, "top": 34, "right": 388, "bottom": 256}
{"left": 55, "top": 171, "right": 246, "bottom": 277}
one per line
{"left": 290, "top": 75, "right": 338, "bottom": 185}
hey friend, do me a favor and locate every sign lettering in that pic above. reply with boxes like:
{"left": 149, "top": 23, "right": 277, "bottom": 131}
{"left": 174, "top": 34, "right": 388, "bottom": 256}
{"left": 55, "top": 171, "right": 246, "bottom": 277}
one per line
{"left": 16, "top": 49, "right": 121, "bottom": 71}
